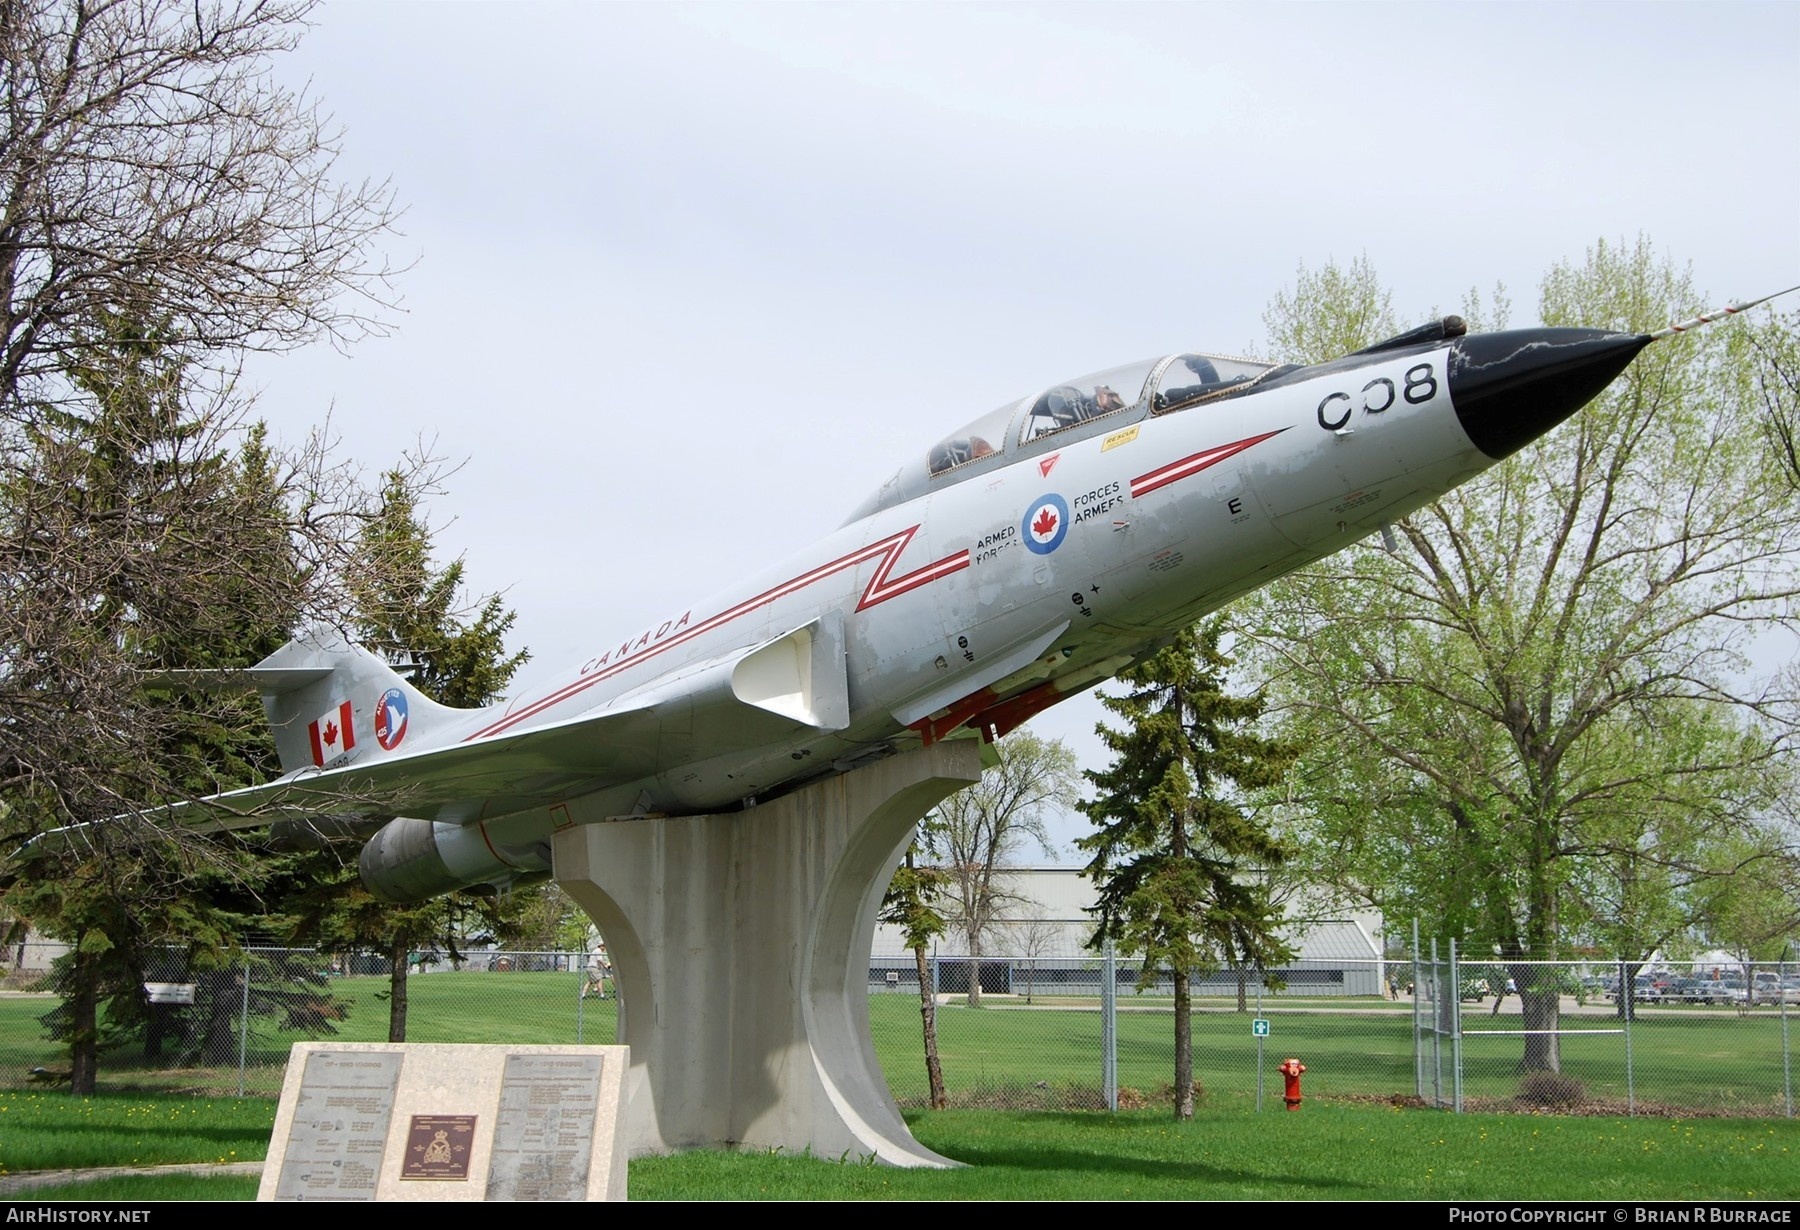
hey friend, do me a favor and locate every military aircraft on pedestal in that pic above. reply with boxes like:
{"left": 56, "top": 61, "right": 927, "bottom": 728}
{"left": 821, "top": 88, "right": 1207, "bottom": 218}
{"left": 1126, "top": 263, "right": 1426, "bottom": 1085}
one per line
{"left": 29, "top": 288, "right": 1794, "bottom": 902}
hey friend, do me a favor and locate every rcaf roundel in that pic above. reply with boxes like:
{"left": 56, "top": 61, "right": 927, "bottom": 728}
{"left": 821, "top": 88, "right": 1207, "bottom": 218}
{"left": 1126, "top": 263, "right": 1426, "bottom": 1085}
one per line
{"left": 1022, "top": 493, "right": 1069, "bottom": 555}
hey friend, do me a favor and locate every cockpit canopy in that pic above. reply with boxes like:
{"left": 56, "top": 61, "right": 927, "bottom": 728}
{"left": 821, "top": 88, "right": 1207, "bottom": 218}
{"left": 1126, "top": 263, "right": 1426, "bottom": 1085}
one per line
{"left": 844, "top": 350, "right": 1275, "bottom": 525}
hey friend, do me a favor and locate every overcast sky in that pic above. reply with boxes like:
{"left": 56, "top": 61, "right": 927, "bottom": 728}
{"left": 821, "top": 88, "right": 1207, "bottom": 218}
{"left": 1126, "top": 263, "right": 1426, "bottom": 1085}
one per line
{"left": 244, "top": 1, "right": 1800, "bottom": 861}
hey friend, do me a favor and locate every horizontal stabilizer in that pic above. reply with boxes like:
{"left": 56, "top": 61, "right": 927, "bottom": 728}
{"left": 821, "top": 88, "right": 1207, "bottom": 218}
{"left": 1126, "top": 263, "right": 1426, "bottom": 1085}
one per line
{"left": 148, "top": 666, "right": 333, "bottom": 694}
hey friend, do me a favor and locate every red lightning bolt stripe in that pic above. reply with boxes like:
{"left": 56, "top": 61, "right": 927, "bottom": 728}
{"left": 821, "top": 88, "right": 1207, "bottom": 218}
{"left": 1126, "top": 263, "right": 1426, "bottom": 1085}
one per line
{"left": 855, "top": 526, "right": 970, "bottom": 611}
{"left": 467, "top": 526, "right": 968, "bottom": 740}
{"left": 1129, "top": 429, "right": 1287, "bottom": 499}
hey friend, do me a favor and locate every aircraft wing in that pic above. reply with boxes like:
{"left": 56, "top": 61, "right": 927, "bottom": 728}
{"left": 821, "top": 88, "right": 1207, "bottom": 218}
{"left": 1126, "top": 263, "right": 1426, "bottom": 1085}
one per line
{"left": 59, "top": 618, "right": 852, "bottom": 839}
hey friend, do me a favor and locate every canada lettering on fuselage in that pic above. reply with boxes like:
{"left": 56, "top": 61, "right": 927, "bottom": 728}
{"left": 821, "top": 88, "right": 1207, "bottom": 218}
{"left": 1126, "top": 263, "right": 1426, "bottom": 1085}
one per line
{"left": 581, "top": 610, "right": 693, "bottom": 675}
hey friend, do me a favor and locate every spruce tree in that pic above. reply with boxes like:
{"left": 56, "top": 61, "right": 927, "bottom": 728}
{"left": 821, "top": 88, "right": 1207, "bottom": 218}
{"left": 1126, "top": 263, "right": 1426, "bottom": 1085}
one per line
{"left": 283, "top": 470, "right": 530, "bottom": 1041}
{"left": 3, "top": 315, "right": 310, "bottom": 1090}
{"left": 1079, "top": 617, "right": 1295, "bottom": 1119}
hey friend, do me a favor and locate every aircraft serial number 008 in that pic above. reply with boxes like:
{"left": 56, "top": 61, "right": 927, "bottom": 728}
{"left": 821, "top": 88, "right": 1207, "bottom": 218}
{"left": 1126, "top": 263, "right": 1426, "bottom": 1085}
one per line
{"left": 1316, "top": 361, "right": 1440, "bottom": 430}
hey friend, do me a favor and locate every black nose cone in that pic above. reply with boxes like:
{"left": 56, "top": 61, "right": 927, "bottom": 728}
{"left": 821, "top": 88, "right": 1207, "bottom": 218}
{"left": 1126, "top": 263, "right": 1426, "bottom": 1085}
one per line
{"left": 1448, "top": 328, "right": 1652, "bottom": 460}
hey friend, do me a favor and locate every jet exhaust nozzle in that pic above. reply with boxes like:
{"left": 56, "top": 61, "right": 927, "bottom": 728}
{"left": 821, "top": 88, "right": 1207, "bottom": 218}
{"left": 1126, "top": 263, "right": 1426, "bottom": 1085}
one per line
{"left": 1447, "top": 328, "right": 1652, "bottom": 460}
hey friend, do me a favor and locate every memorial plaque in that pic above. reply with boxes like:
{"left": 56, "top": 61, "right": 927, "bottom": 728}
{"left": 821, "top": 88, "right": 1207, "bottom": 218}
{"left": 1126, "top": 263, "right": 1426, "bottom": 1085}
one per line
{"left": 402, "top": 1113, "right": 477, "bottom": 1181}
{"left": 273, "top": 1050, "right": 403, "bottom": 1201}
{"left": 484, "top": 1052, "right": 604, "bottom": 1201}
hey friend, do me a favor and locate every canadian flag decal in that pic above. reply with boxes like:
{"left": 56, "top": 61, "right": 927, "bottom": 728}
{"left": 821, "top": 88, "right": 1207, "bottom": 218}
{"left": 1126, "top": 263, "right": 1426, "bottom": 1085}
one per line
{"left": 308, "top": 700, "right": 356, "bottom": 767}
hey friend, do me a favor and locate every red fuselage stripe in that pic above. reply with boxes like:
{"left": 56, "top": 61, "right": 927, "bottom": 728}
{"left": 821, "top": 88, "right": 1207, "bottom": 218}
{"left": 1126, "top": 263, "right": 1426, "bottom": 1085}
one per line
{"left": 1130, "top": 429, "right": 1285, "bottom": 498}
{"left": 468, "top": 525, "right": 966, "bottom": 740}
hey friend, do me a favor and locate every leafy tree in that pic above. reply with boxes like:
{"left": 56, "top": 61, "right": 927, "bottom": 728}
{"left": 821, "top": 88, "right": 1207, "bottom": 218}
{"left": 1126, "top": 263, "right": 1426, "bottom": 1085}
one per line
{"left": 508, "top": 883, "right": 594, "bottom": 955}
{"left": 1079, "top": 617, "right": 1295, "bottom": 1120}
{"left": 1729, "top": 303, "right": 1800, "bottom": 491}
{"left": 879, "top": 840, "right": 951, "bottom": 1109}
{"left": 1245, "top": 240, "right": 1800, "bottom": 1068}
{"left": 930, "top": 728, "right": 1077, "bottom": 1007}
{"left": 1691, "top": 821, "right": 1800, "bottom": 968}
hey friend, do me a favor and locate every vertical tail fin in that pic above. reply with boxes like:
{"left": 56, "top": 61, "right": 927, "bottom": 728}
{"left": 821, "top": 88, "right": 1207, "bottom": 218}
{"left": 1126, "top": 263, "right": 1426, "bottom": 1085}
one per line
{"left": 249, "top": 630, "right": 472, "bottom": 773}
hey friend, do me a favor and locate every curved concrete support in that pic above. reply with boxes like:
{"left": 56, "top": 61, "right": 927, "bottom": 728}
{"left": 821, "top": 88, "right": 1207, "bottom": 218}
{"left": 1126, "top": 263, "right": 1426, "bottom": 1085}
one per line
{"left": 552, "top": 740, "right": 982, "bottom": 1167}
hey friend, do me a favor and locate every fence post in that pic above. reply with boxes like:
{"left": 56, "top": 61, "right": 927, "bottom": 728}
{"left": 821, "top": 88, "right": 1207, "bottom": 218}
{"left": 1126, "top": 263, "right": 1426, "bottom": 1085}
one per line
{"left": 1450, "top": 937, "right": 1463, "bottom": 1113}
{"left": 1430, "top": 936, "right": 1447, "bottom": 1109}
{"left": 237, "top": 952, "right": 251, "bottom": 1098}
{"left": 1412, "top": 918, "right": 1423, "bottom": 1101}
{"left": 1102, "top": 937, "right": 1117, "bottom": 1112}
{"left": 1255, "top": 977, "right": 1265, "bottom": 1113}
{"left": 1782, "top": 949, "right": 1793, "bottom": 1119}
{"left": 1620, "top": 958, "right": 1634, "bottom": 1116}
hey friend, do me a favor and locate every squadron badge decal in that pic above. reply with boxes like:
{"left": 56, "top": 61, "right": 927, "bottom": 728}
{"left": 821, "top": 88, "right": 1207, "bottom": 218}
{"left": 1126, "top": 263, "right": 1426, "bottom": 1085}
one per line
{"left": 375, "top": 687, "right": 410, "bottom": 751}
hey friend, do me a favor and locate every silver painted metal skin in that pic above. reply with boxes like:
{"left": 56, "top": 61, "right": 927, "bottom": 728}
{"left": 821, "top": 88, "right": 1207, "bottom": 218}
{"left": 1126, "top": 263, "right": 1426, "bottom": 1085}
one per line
{"left": 151, "top": 323, "right": 1649, "bottom": 898}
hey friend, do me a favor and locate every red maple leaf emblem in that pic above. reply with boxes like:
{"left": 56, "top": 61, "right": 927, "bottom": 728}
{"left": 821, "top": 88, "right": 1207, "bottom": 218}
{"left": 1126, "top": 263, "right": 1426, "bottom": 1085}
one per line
{"left": 323, "top": 720, "right": 338, "bottom": 747}
{"left": 1032, "top": 507, "right": 1058, "bottom": 538}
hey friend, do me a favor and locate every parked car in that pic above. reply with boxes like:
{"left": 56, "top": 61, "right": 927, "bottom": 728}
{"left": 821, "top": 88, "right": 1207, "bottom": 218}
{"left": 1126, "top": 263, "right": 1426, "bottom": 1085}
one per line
{"left": 1665, "top": 976, "right": 1708, "bottom": 1003}
{"left": 1678, "top": 978, "right": 1729, "bottom": 1005}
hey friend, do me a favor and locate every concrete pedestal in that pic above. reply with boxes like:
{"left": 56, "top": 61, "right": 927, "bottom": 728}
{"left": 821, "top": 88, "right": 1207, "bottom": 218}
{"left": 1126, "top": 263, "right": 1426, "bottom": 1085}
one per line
{"left": 552, "top": 739, "right": 981, "bottom": 1167}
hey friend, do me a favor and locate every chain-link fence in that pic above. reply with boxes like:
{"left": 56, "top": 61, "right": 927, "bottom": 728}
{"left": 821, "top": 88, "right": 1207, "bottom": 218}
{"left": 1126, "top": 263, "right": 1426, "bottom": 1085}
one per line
{"left": 2, "top": 934, "right": 1793, "bottom": 1118}
{"left": 1415, "top": 943, "right": 1797, "bottom": 1118}
{"left": 871, "top": 930, "right": 1796, "bottom": 1118}
{"left": 0, "top": 942, "right": 612, "bottom": 1096}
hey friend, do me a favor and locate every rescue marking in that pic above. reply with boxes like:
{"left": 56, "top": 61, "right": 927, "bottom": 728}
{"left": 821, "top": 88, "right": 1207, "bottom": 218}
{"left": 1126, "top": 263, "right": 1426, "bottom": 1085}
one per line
{"left": 374, "top": 687, "right": 409, "bottom": 751}
{"left": 1100, "top": 424, "right": 1140, "bottom": 452}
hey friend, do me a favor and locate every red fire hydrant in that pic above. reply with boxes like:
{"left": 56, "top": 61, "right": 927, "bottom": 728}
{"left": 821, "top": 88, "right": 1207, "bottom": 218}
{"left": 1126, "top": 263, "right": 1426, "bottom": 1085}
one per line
{"left": 1278, "top": 1057, "right": 1306, "bottom": 1111}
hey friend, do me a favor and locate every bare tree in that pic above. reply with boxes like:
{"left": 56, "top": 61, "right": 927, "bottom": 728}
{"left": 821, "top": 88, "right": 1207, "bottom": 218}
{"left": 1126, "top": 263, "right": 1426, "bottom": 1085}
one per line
{"left": 998, "top": 916, "right": 1063, "bottom": 1006}
{"left": 929, "top": 728, "right": 1078, "bottom": 1007}
{"left": 0, "top": 0, "right": 402, "bottom": 425}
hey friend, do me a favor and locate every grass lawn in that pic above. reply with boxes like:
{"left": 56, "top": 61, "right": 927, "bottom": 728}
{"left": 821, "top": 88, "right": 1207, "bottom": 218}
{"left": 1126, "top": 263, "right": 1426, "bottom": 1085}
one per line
{"left": 3, "top": 1096, "right": 1795, "bottom": 1201}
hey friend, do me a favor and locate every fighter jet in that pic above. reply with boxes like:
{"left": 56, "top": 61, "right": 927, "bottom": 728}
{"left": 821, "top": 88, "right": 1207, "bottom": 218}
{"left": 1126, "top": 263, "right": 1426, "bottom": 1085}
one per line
{"left": 58, "top": 297, "right": 1782, "bottom": 902}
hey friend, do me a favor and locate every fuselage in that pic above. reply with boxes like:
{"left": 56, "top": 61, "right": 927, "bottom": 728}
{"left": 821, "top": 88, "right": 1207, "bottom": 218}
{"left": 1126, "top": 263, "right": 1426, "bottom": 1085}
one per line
{"left": 359, "top": 321, "right": 1650, "bottom": 900}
